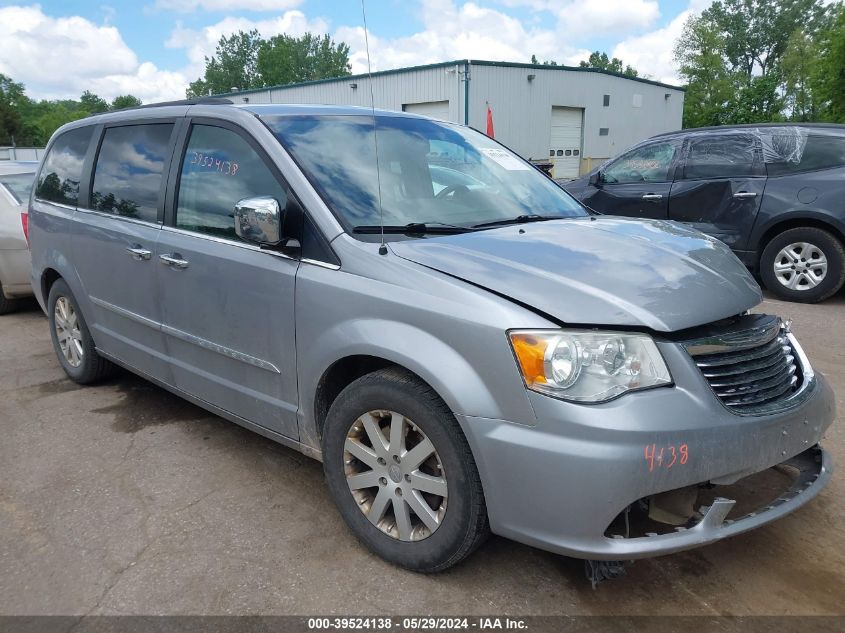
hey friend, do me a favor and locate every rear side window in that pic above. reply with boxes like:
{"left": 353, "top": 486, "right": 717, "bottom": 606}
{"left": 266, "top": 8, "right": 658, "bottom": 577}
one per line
{"left": 35, "top": 126, "right": 93, "bottom": 205}
{"left": 767, "top": 134, "right": 845, "bottom": 176}
{"left": 176, "top": 124, "right": 287, "bottom": 240}
{"left": 91, "top": 124, "right": 174, "bottom": 223}
{"left": 685, "top": 135, "right": 756, "bottom": 179}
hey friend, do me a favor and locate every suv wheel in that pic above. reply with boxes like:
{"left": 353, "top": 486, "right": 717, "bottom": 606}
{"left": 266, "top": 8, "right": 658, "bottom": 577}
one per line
{"left": 760, "top": 227, "right": 845, "bottom": 303}
{"left": 47, "top": 279, "right": 116, "bottom": 384}
{"left": 322, "top": 367, "right": 489, "bottom": 572}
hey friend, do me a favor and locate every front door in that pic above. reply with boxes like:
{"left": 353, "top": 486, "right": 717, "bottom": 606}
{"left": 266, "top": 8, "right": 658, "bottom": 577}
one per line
{"left": 668, "top": 134, "right": 765, "bottom": 251}
{"left": 72, "top": 122, "right": 175, "bottom": 379}
{"left": 580, "top": 139, "right": 680, "bottom": 218}
{"left": 157, "top": 121, "right": 300, "bottom": 439}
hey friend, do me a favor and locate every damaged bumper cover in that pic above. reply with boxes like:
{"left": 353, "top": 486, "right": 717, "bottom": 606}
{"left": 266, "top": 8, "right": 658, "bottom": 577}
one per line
{"left": 456, "top": 339, "right": 836, "bottom": 561}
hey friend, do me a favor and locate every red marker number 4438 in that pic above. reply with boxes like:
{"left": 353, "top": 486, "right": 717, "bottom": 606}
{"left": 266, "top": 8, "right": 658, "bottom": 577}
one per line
{"left": 644, "top": 443, "right": 689, "bottom": 472}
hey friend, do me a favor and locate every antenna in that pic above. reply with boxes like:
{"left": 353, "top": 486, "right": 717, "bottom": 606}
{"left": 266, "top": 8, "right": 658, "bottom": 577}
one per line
{"left": 360, "top": 0, "right": 388, "bottom": 256}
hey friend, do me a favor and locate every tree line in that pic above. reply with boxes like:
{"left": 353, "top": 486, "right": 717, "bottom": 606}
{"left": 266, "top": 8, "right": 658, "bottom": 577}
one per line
{"left": 1, "top": 0, "right": 843, "bottom": 148}
{"left": 0, "top": 76, "right": 140, "bottom": 147}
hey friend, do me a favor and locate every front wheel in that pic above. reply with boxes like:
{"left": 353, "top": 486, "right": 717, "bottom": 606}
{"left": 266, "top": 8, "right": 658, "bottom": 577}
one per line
{"left": 322, "top": 367, "right": 489, "bottom": 572}
{"left": 760, "top": 227, "right": 845, "bottom": 303}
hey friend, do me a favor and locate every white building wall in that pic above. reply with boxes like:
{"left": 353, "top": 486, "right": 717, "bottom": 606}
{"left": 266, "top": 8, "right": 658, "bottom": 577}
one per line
{"left": 468, "top": 63, "right": 685, "bottom": 172}
{"left": 225, "top": 61, "right": 685, "bottom": 174}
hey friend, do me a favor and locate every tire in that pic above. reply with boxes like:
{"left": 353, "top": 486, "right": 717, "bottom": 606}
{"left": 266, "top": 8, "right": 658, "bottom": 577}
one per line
{"left": 0, "top": 284, "right": 18, "bottom": 315}
{"left": 47, "top": 279, "right": 115, "bottom": 384}
{"left": 760, "top": 227, "right": 845, "bottom": 303}
{"left": 322, "top": 367, "right": 489, "bottom": 572}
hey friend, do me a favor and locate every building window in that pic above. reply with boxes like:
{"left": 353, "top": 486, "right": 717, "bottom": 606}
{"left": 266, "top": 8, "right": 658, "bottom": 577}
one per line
{"left": 603, "top": 94, "right": 610, "bottom": 107}
{"left": 632, "top": 94, "right": 643, "bottom": 108}
{"left": 574, "top": 149, "right": 580, "bottom": 156}
{"left": 599, "top": 128, "right": 610, "bottom": 136}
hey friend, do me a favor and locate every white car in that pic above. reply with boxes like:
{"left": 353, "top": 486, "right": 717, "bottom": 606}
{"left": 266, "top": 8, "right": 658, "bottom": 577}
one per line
{"left": 0, "top": 161, "right": 37, "bottom": 314}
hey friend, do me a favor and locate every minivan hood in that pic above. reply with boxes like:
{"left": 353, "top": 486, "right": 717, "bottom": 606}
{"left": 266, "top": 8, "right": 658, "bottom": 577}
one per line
{"left": 390, "top": 217, "right": 761, "bottom": 332}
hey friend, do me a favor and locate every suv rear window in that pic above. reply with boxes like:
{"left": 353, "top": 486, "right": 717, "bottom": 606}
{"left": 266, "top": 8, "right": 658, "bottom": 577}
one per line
{"left": 91, "top": 124, "right": 174, "bottom": 222}
{"left": 767, "top": 134, "right": 845, "bottom": 176}
{"left": 685, "top": 135, "right": 756, "bottom": 179}
{"left": 35, "top": 126, "right": 93, "bottom": 206}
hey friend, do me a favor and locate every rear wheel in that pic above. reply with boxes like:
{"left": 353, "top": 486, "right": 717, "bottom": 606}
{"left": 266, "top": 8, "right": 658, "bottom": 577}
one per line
{"left": 47, "top": 279, "right": 115, "bottom": 384}
{"left": 322, "top": 367, "right": 488, "bottom": 572}
{"left": 760, "top": 227, "right": 845, "bottom": 303}
{"left": 0, "top": 284, "right": 18, "bottom": 315}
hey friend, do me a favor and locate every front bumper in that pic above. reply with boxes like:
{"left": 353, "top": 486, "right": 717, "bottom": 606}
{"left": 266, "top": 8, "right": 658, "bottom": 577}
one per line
{"left": 458, "top": 341, "right": 836, "bottom": 560}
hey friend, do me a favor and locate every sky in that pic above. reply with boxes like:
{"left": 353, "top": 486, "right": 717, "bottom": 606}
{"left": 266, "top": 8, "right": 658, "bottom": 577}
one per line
{"left": 0, "top": 0, "right": 714, "bottom": 103}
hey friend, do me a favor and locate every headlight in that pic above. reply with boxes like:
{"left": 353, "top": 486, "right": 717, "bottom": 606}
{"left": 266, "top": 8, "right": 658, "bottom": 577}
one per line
{"left": 508, "top": 330, "right": 672, "bottom": 403}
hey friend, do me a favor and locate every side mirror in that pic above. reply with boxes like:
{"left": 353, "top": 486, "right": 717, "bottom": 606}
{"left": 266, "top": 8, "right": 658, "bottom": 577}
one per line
{"left": 234, "top": 196, "right": 283, "bottom": 246}
{"left": 588, "top": 171, "right": 603, "bottom": 187}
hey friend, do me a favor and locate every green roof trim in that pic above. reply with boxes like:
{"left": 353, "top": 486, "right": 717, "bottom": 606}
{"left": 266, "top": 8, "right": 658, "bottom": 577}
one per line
{"left": 216, "top": 59, "right": 686, "bottom": 98}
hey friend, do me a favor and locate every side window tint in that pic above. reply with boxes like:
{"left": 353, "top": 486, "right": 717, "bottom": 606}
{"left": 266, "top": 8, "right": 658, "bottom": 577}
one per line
{"left": 91, "top": 124, "right": 174, "bottom": 222}
{"left": 602, "top": 142, "right": 677, "bottom": 184}
{"left": 176, "top": 124, "right": 287, "bottom": 240}
{"left": 767, "top": 135, "right": 845, "bottom": 176}
{"left": 35, "top": 126, "right": 93, "bottom": 205}
{"left": 685, "top": 135, "right": 755, "bottom": 179}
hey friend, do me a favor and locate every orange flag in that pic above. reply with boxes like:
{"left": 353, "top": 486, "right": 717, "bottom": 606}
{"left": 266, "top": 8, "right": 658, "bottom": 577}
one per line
{"left": 486, "top": 105, "right": 494, "bottom": 138}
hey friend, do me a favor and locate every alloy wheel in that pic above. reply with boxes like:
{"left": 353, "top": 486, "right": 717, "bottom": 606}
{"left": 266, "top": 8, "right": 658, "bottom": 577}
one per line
{"left": 344, "top": 410, "right": 448, "bottom": 542}
{"left": 54, "top": 296, "right": 84, "bottom": 368}
{"left": 773, "top": 242, "right": 828, "bottom": 291}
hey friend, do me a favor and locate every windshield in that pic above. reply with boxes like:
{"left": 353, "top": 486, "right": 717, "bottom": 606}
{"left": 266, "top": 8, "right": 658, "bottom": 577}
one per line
{"left": 266, "top": 115, "right": 587, "bottom": 234}
{"left": 0, "top": 172, "right": 36, "bottom": 205}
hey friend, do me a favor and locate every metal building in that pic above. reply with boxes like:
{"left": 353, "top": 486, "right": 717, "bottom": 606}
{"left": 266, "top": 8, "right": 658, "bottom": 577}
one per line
{"left": 221, "top": 60, "right": 685, "bottom": 179}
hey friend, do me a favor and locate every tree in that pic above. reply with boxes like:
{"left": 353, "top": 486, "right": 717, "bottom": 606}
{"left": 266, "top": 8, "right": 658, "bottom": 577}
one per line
{"left": 187, "top": 29, "right": 263, "bottom": 97}
{"left": 111, "top": 95, "right": 142, "bottom": 110}
{"left": 80, "top": 90, "right": 109, "bottom": 114}
{"left": 674, "top": 0, "right": 834, "bottom": 127}
{"left": 579, "top": 51, "right": 639, "bottom": 77}
{"left": 0, "top": 74, "right": 29, "bottom": 145}
{"left": 812, "top": 4, "right": 845, "bottom": 121}
{"left": 256, "top": 33, "right": 350, "bottom": 86}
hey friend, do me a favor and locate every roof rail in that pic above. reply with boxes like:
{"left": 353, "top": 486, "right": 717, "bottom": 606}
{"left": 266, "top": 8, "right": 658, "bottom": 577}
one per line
{"left": 114, "top": 97, "right": 234, "bottom": 112}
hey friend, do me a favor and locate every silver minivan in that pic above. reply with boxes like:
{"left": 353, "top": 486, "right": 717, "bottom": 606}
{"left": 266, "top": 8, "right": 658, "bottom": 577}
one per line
{"left": 28, "top": 100, "right": 835, "bottom": 574}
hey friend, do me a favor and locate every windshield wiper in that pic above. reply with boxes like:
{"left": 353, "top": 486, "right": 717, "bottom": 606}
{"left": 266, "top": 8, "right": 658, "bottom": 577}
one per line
{"left": 352, "top": 222, "right": 474, "bottom": 235}
{"left": 471, "top": 214, "right": 561, "bottom": 229}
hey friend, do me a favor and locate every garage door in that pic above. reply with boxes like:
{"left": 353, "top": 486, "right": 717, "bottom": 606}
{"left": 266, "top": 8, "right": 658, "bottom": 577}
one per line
{"left": 550, "top": 107, "right": 584, "bottom": 179}
{"left": 403, "top": 101, "right": 450, "bottom": 121}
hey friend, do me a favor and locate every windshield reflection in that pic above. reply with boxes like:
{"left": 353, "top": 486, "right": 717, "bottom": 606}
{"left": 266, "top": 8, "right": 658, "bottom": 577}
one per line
{"left": 267, "top": 115, "right": 587, "bottom": 235}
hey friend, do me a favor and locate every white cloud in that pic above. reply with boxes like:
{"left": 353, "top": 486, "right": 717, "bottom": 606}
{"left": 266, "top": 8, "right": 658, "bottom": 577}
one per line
{"left": 0, "top": 5, "right": 187, "bottom": 102}
{"left": 154, "top": 0, "right": 302, "bottom": 13}
{"left": 333, "top": 0, "right": 583, "bottom": 74}
{"left": 166, "top": 10, "right": 329, "bottom": 82}
{"left": 492, "top": 0, "right": 661, "bottom": 36}
{"left": 611, "top": 0, "right": 708, "bottom": 84}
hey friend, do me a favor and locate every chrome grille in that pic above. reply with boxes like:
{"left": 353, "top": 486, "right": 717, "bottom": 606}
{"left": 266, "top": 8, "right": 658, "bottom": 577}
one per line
{"left": 683, "top": 316, "right": 804, "bottom": 414}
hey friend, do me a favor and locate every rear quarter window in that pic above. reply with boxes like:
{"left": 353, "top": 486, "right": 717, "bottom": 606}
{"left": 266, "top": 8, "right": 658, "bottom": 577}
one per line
{"left": 767, "top": 134, "right": 845, "bottom": 176}
{"left": 35, "top": 126, "right": 94, "bottom": 206}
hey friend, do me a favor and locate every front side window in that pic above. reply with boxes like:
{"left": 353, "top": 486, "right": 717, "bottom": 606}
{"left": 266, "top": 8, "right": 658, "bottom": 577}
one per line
{"left": 602, "top": 142, "right": 677, "bottom": 184}
{"left": 91, "top": 124, "right": 174, "bottom": 222}
{"left": 267, "top": 115, "right": 586, "bottom": 234}
{"left": 35, "top": 126, "right": 93, "bottom": 205}
{"left": 176, "top": 124, "right": 288, "bottom": 240}
{"left": 685, "top": 135, "right": 756, "bottom": 179}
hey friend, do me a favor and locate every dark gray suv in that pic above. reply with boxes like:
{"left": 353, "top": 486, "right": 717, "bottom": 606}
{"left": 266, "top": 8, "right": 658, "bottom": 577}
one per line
{"left": 563, "top": 124, "right": 845, "bottom": 303}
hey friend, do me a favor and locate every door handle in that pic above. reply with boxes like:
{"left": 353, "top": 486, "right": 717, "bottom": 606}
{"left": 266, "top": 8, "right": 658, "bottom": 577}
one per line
{"left": 734, "top": 191, "right": 758, "bottom": 198}
{"left": 641, "top": 193, "right": 663, "bottom": 201}
{"left": 159, "top": 253, "right": 189, "bottom": 269}
{"left": 126, "top": 245, "right": 152, "bottom": 261}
